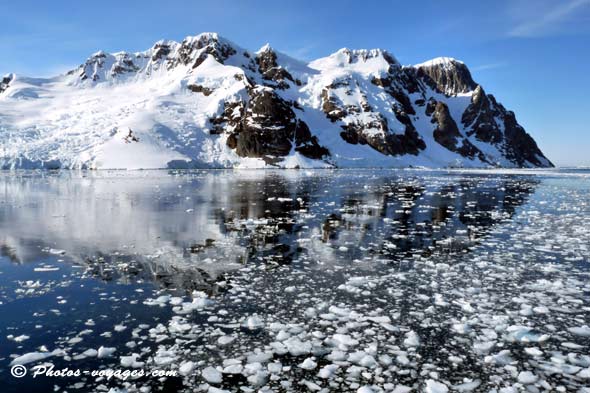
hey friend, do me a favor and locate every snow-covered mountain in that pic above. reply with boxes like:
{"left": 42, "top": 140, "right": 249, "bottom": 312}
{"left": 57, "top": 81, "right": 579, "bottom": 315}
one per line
{"left": 0, "top": 33, "right": 552, "bottom": 169}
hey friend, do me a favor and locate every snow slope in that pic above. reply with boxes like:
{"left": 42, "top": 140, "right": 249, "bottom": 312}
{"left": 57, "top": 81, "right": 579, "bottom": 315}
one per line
{"left": 0, "top": 33, "right": 552, "bottom": 169}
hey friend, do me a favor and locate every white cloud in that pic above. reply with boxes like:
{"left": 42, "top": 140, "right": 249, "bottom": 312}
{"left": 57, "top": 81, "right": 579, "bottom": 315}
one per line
{"left": 471, "top": 62, "right": 508, "bottom": 71}
{"left": 509, "top": 0, "right": 590, "bottom": 37}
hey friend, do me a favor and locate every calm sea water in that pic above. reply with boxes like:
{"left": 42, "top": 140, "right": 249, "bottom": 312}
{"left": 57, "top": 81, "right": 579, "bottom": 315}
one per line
{"left": 0, "top": 169, "right": 588, "bottom": 393}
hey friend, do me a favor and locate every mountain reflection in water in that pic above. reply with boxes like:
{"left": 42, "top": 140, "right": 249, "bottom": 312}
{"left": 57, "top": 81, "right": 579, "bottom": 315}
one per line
{"left": 0, "top": 170, "right": 536, "bottom": 292}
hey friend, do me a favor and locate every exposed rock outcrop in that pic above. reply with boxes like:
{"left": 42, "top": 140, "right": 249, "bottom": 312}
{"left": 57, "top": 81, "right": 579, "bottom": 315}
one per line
{"left": 256, "top": 46, "right": 294, "bottom": 90}
{"left": 217, "top": 88, "right": 329, "bottom": 162}
{"left": 0, "top": 74, "right": 13, "bottom": 93}
{"left": 430, "top": 101, "right": 486, "bottom": 162}
{"left": 415, "top": 57, "right": 477, "bottom": 95}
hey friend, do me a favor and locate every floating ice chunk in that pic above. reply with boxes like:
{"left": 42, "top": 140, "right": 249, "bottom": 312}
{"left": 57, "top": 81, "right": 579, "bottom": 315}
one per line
{"left": 9, "top": 349, "right": 62, "bottom": 365}
{"left": 202, "top": 366, "right": 222, "bottom": 384}
{"left": 34, "top": 266, "right": 60, "bottom": 272}
{"left": 283, "top": 337, "right": 312, "bottom": 356}
{"left": 48, "top": 248, "right": 66, "bottom": 255}
{"left": 452, "top": 323, "right": 471, "bottom": 334}
{"left": 208, "top": 388, "right": 230, "bottom": 393}
{"left": 179, "top": 361, "right": 195, "bottom": 376}
{"left": 578, "top": 368, "right": 590, "bottom": 379}
{"left": 328, "top": 333, "right": 359, "bottom": 349}
{"left": 318, "top": 364, "right": 339, "bottom": 378}
{"left": 82, "top": 349, "right": 98, "bottom": 357}
{"left": 8, "top": 334, "right": 30, "bottom": 342}
{"left": 222, "top": 363, "right": 243, "bottom": 374}
{"left": 357, "top": 387, "right": 374, "bottom": 393}
{"left": 392, "top": 386, "right": 412, "bottom": 393}
{"left": 533, "top": 306, "right": 549, "bottom": 314}
{"left": 425, "top": 379, "right": 448, "bottom": 393}
{"left": 506, "top": 326, "right": 550, "bottom": 343}
{"left": 403, "top": 331, "right": 420, "bottom": 347}
{"left": 359, "top": 354, "right": 377, "bottom": 368}
{"left": 299, "top": 358, "right": 317, "bottom": 370}
{"left": 67, "top": 337, "right": 83, "bottom": 345}
{"left": 267, "top": 362, "right": 282, "bottom": 374}
{"left": 169, "top": 319, "right": 192, "bottom": 333}
{"left": 97, "top": 346, "right": 116, "bottom": 358}
{"left": 242, "top": 315, "right": 264, "bottom": 330}
{"left": 434, "top": 294, "right": 449, "bottom": 306}
{"left": 453, "top": 380, "right": 481, "bottom": 392}
{"left": 517, "top": 371, "right": 538, "bottom": 384}
{"left": 120, "top": 353, "right": 144, "bottom": 368}
{"left": 473, "top": 341, "right": 495, "bottom": 354}
{"left": 154, "top": 354, "right": 176, "bottom": 366}
{"left": 143, "top": 295, "right": 171, "bottom": 307}
{"left": 217, "top": 335, "right": 235, "bottom": 346}
{"left": 524, "top": 347, "right": 543, "bottom": 357}
{"left": 396, "top": 354, "right": 410, "bottom": 365}
{"left": 568, "top": 325, "right": 590, "bottom": 337}
{"left": 485, "top": 350, "right": 515, "bottom": 365}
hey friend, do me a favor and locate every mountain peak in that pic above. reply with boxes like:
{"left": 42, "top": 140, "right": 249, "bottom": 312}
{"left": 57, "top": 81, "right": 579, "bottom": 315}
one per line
{"left": 332, "top": 48, "right": 398, "bottom": 64}
{"left": 414, "top": 56, "right": 476, "bottom": 95}
{"left": 415, "top": 57, "right": 464, "bottom": 68}
{"left": 257, "top": 43, "right": 273, "bottom": 54}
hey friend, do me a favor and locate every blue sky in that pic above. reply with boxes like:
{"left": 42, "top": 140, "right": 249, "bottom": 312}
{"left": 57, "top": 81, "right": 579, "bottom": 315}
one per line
{"left": 1, "top": 0, "right": 589, "bottom": 166}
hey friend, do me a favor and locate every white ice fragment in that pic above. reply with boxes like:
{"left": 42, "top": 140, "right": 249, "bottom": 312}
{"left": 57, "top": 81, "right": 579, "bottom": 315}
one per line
{"left": 299, "top": 357, "right": 317, "bottom": 370}
{"left": 179, "top": 361, "right": 195, "bottom": 376}
{"left": 202, "top": 366, "right": 222, "bottom": 384}
{"left": 217, "top": 335, "right": 235, "bottom": 346}
{"left": 403, "top": 331, "right": 420, "bottom": 347}
{"left": 425, "top": 379, "right": 448, "bottom": 393}
{"left": 453, "top": 380, "right": 481, "bottom": 392}
{"left": 97, "top": 346, "right": 116, "bottom": 358}
{"left": 568, "top": 325, "right": 590, "bottom": 337}
{"left": 517, "top": 371, "right": 538, "bottom": 384}
{"left": 9, "top": 349, "right": 62, "bottom": 365}
{"left": 242, "top": 315, "right": 264, "bottom": 330}
{"left": 9, "top": 334, "right": 30, "bottom": 342}
{"left": 524, "top": 347, "right": 543, "bottom": 357}
{"left": 318, "top": 364, "right": 339, "bottom": 378}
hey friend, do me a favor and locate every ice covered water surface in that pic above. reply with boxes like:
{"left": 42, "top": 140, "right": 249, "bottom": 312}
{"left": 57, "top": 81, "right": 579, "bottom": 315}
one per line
{"left": 0, "top": 169, "right": 588, "bottom": 393}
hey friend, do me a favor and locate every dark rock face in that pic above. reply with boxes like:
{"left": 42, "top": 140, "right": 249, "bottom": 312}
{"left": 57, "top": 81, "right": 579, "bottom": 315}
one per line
{"left": 322, "top": 74, "right": 426, "bottom": 157}
{"left": 151, "top": 43, "right": 171, "bottom": 61}
{"left": 256, "top": 47, "right": 294, "bottom": 90}
{"left": 111, "top": 54, "right": 139, "bottom": 76}
{"left": 462, "top": 86, "right": 503, "bottom": 144}
{"left": 172, "top": 34, "right": 237, "bottom": 69}
{"left": 430, "top": 101, "right": 487, "bottom": 162}
{"left": 214, "top": 89, "right": 329, "bottom": 163}
{"left": 502, "top": 111, "right": 551, "bottom": 167}
{"left": 415, "top": 59, "right": 477, "bottom": 95}
{"left": 461, "top": 85, "right": 552, "bottom": 167}
{"left": 187, "top": 84, "right": 213, "bottom": 96}
{"left": 0, "top": 74, "right": 13, "bottom": 94}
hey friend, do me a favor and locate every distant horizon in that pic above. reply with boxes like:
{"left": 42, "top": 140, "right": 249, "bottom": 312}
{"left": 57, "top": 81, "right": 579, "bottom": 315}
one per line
{"left": 1, "top": 0, "right": 589, "bottom": 166}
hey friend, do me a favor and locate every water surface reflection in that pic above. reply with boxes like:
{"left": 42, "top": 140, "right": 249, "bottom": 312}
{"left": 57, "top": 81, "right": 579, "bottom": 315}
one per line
{"left": 0, "top": 170, "right": 537, "bottom": 291}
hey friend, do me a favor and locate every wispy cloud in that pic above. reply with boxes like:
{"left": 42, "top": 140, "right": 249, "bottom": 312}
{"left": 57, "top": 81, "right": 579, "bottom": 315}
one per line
{"left": 509, "top": 0, "right": 590, "bottom": 37}
{"left": 471, "top": 62, "right": 508, "bottom": 71}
